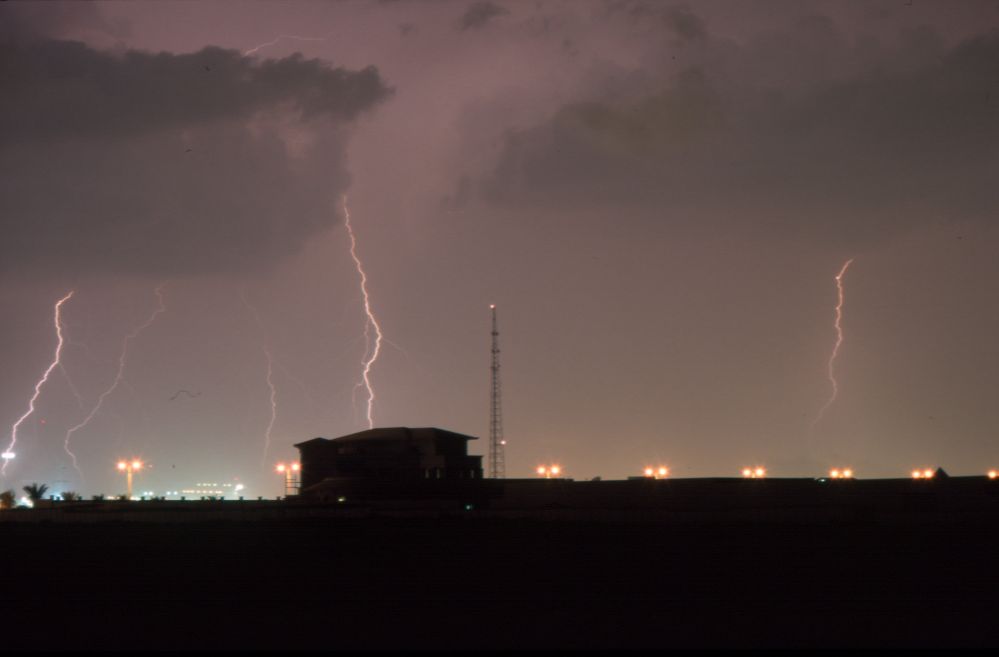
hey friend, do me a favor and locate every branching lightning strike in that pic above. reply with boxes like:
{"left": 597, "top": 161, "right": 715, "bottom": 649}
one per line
{"left": 2, "top": 291, "right": 74, "bottom": 476}
{"left": 63, "top": 285, "right": 167, "bottom": 478}
{"left": 343, "top": 197, "right": 384, "bottom": 430}
{"left": 239, "top": 291, "right": 279, "bottom": 465}
{"left": 243, "top": 34, "right": 327, "bottom": 57}
{"left": 811, "top": 258, "right": 854, "bottom": 432}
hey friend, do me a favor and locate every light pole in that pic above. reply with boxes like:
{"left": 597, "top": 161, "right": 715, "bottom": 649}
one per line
{"left": 117, "top": 459, "right": 143, "bottom": 498}
{"left": 536, "top": 464, "right": 562, "bottom": 479}
{"left": 275, "top": 462, "right": 300, "bottom": 496}
{"left": 642, "top": 465, "right": 669, "bottom": 479}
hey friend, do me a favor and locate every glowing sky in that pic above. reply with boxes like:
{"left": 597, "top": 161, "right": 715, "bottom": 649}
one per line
{"left": 2, "top": 0, "right": 998, "bottom": 496}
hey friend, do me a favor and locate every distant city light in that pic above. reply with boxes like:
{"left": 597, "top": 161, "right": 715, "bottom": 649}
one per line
{"left": 989, "top": 470, "right": 998, "bottom": 480}
{"left": 912, "top": 469, "right": 936, "bottom": 480}
{"left": 743, "top": 467, "right": 766, "bottom": 479}
{"left": 829, "top": 468, "right": 854, "bottom": 479}
{"left": 276, "top": 463, "right": 286, "bottom": 473}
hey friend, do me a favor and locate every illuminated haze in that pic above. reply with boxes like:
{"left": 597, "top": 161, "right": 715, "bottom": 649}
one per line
{"left": 1, "top": 1, "right": 998, "bottom": 497}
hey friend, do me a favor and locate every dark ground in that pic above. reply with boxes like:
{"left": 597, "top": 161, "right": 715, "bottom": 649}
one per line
{"left": 3, "top": 513, "right": 999, "bottom": 650}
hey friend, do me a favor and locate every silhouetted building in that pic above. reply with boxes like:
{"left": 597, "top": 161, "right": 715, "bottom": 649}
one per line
{"left": 295, "top": 427, "right": 483, "bottom": 492}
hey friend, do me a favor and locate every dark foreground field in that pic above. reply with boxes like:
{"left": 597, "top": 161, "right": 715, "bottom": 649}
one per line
{"left": 3, "top": 513, "right": 999, "bottom": 649}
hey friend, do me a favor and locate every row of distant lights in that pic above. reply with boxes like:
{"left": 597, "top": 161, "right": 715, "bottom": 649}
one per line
{"left": 534, "top": 465, "right": 999, "bottom": 480}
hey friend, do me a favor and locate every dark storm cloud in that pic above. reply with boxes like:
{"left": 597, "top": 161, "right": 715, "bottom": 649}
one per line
{"left": 480, "top": 15, "right": 999, "bottom": 247}
{"left": 458, "top": 1, "right": 510, "bottom": 31}
{"left": 0, "top": 32, "right": 391, "bottom": 277}
{"left": 0, "top": 1, "right": 128, "bottom": 43}
{"left": 604, "top": 1, "right": 706, "bottom": 40}
{"left": 1, "top": 41, "right": 388, "bottom": 145}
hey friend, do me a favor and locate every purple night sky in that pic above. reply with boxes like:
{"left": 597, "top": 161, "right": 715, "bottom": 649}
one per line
{"left": 1, "top": 0, "right": 998, "bottom": 497}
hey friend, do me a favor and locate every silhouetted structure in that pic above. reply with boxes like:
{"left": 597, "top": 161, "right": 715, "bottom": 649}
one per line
{"left": 295, "top": 427, "right": 483, "bottom": 493}
{"left": 489, "top": 304, "right": 505, "bottom": 478}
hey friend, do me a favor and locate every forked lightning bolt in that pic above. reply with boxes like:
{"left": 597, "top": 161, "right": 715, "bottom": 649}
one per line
{"left": 239, "top": 291, "right": 279, "bottom": 465}
{"left": 343, "top": 197, "right": 384, "bottom": 429}
{"left": 2, "top": 291, "right": 74, "bottom": 476}
{"left": 811, "top": 259, "right": 854, "bottom": 432}
{"left": 243, "top": 34, "right": 327, "bottom": 56}
{"left": 63, "top": 285, "right": 167, "bottom": 477}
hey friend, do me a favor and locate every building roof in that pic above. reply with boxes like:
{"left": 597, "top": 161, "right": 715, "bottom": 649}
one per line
{"left": 294, "top": 427, "right": 478, "bottom": 448}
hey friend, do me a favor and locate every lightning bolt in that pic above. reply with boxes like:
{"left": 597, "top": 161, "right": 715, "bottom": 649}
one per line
{"left": 63, "top": 285, "right": 167, "bottom": 478}
{"left": 60, "top": 364, "right": 86, "bottom": 411}
{"left": 243, "top": 34, "right": 327, "bottom": 57}
{"left": 2, "top": 291, "right": 74, "bottom": 476}
{"left": 811, "top": 258, "right": 854, "bottom": 432}
{"left": 239, "top": 291, "right": 279, "bottom": 466}
{"left": 343, "top": 197, "right": 384, "bottom": 430}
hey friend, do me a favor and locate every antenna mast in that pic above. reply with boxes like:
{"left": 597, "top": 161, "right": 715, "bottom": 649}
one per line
{"left": 489, "top": 304, "right": 505, "bottom": 478}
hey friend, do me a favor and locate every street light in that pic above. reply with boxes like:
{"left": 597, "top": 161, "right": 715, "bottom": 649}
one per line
{"left": 116, "top": 459, "right": 143, "bottom": 498}
{"left": 642, "top": 465, "right": 669, "bottom": 479}
{"left": 536, "top": 464, "right": 562, "bottom": 479}
{"left": 275, "top": 462, "right": 301, "bottom": 496}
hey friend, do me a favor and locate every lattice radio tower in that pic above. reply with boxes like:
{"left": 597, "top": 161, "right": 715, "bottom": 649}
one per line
{"left": 489, "top": 304, "right": 505, "bottom": 478}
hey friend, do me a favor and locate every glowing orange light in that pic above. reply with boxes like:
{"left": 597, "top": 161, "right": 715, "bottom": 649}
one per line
{"left": 643, "top": 467, "right": 654, "bottom": 477}
{"left": 291, "top": 463, "right": 300, "bottom": 472}
{"left": 117, "top": 461, "right": 127, "bottom": 471}
{"left": 550, "top": 465, "right": 561, "bottom": 476}
{"left": 742, "top": 468, "right": 753, "bottom": 478}
{"left": 131, "top": 460, "right": 142, "bottom": 470}
{"left": 989, "top": 470, "right": 997, "bottom": 480}
{"left": 536, "top": 466, "right": 547, "bottom": 476}
{"left": 843, "top": 469, "right": 853, "bottom": 478}
{"left": 754, "top": 467, "right": 766, "bottom": 478}
{"left": 276, "top": 463, "right": 286, "bottom": 473}
{"left": 657, "top": 467, "right": 668, "bottom": 477}
{"left": 830, "top": 469, "right": 841, "bottom": 479}
{"left": 912, "top": 470, "right": 922, "bottom": 479}
{"left": 924, "top": 469, "right": 934, "bottom": 479}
